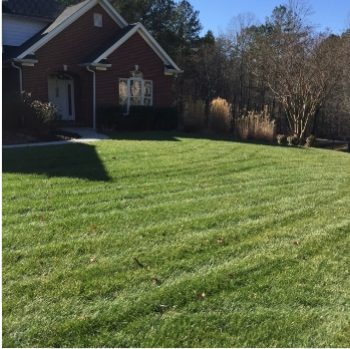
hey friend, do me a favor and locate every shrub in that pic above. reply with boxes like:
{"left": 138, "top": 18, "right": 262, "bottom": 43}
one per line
{"left": 154, "top": 107, "right": 178, "bottom": 131}
{"left": 305, "top": 134, "right": 316, "bottom": 147}
{"left": 97, "top": 105, "right": 178, "bottom": 131}
{"left": 208, "top": 98, "right": 232, "bottom": 133}
{"left": 97, "top": 105, "right": 122, "bottom": 129}
{"left": 30, "top": 101, "right": 56, "bottom": 122}
{"left": 182, "top": 98, "right": 206, "bottom": 132}
{"left": 287, "top": 134, "right": 299, "bottom": 146}
{"left": 129, "top": 106, "right": 155, "bottom": 130}
{"left": 235, "top": 108, "right": 276, "bottom": 142}
{"left": 3, "top": 92, "right": 57, "bottom": 135}
{"left": 26, "top": 100, "right": 57, "bottom": 136}
{"left": 277, "top": 134, "right": 287, "bottom": 145}
{"left": 115, "top": 106, "right": 155, "bottom": 131}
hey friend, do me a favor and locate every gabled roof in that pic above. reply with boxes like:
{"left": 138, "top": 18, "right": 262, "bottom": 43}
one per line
{"left": 82, "top": 24, "right": 137, "bottom": 64}
{"left": 16, "top": 0, "right": 128, "bottom": 59}
{"left": 4, "top": 0, "right": 181, "bottom": 73}
{"left": 43, "top": 0, "right": 90, "bottom": 34}
{"left": 86, "top": 22, "right": 182, "bottom": 73}
{"left": 2, "top": 0, "right": 65, "bottom": 21}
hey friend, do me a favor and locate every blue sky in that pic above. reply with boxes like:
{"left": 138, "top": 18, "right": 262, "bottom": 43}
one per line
{"left": 189, "top": 0, "right": 350, "bottom": 35}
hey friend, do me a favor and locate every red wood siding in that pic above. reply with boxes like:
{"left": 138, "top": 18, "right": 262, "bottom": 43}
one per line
{"left": 95, "top": 32, "right": 175, "bottom": 108}
{"left": 21, "top": 4, "right": 122, "bottom": 125}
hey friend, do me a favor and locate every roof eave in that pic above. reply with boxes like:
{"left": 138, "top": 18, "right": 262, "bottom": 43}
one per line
{"left": 80, "top": 62, "right": 112, "bottom": 69}
{"left": 164, "top": 68, "right": 184, "bottom": 76}
{"left": 13, "top": 58, "right": 39, "bottom": 63}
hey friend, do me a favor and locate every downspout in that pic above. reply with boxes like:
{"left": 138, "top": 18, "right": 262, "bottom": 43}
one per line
{"left": 11, "top": 61, "right": 23, "bottom": 94}
{"left": 86, "top": 66, "right": 96, "bottom": 130}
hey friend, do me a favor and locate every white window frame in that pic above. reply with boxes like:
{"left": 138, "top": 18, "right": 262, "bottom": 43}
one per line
{"left": 93, "top": 13, "right": 103, "bottom": 27}
{"left": 119, "top": 77, "right": 153, "bottom": 115}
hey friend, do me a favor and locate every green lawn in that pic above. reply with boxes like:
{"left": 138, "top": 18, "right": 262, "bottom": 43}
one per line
{"left": 3, "top": 133, "right": 350, "bottom": 348}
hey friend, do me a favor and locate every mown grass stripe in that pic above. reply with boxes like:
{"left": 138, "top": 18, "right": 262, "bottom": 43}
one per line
{"left": 3, "top": 135, "right": 350, "bottom": 347}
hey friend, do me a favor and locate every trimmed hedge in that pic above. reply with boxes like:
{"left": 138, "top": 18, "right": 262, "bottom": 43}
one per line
{"left": 97, "top": 105, "right": 178, "bottom": 131}
{"left": 96, "top": 105, "right": 123, "bottom": 129}
{"left": 154, "top": 107, "right": 178, "bottom": 131}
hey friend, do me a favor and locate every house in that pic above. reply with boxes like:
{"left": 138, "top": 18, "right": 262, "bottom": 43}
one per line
{"left": 2, "top": 0, "right": 182, "bottom": 129}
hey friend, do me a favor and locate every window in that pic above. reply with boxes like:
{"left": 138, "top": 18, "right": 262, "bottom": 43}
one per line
{"left": 94, "top": 13, "right": 103, "bottom": 27}
{"left": 119, "top": 78, "right": 153, "bottom": 114}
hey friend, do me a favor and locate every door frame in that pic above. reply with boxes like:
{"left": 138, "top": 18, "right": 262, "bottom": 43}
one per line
{"left": 48, "top": 74, "right": 75, "bottom": 121}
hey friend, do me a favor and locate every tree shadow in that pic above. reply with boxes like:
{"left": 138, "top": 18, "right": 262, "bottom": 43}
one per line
{"left": 3, "top": 143, "right": 111, "bottom": 181}
{"left": 106, "top": 130, "right": 279, "bottom": 146}
{"left": 105, "top": 130, "right": 242, "bottom": 143}
{"left": 105, "top": 131, "right": 181, "bottom": 141}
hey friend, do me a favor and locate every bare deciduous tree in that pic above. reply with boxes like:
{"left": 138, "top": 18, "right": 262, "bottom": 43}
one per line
{"left": 250, "top": 1, "right": 346, "bottom": 141}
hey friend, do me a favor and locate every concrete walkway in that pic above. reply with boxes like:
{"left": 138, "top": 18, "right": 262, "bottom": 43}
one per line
{"left": 61, "top": 127, "right": 109, "bottom": 140}
{"left": 3, "top": 127, "right": 109, "bottom": 149}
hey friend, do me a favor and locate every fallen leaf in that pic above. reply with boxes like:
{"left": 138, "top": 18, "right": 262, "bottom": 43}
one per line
{"left": 217, "top": 237, "right": 225, "bottom": 245}
{"left": 152, "top": 276, "right": 162, "bottom": 286}
{"left": 197, "top": 292, "right": 206, "bottom": 300}
{"left": 133, "top": 257, "right": 145, "bottom": 268}
{"left": 154, "top": 304, "right": 167, "bottom": 313}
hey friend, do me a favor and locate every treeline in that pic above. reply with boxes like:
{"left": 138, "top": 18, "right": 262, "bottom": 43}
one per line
{"left": 186, "top": 3, "right": 350, "bottom": 141}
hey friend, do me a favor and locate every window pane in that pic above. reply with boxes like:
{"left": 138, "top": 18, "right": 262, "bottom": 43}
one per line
{"left": 144, "top": 80, "right": 153, "bottom": 97}
{"left": 130, "top": 80, "right": 142, "bottom": 98}
{"left": 130, "top": 96, "right": 141, "bottom": 106}
{"left": 94, "top": 13, "right": 103, "bottom": 27}
{"left": 119, "top": 79, "right": 128, "bottom": 105}
{"left": 144, "top": 98, "right": 152, "bottom": 106}
{"left": 130, "top": 79, "right": 142, "bottom": 106}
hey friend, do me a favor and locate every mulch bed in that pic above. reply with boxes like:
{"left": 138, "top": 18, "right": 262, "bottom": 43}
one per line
{"left": 3, "top": 130, "right": 81, "bottom": 146}
{"left": 315, "top": 138, "right": 349, "bottom": 152}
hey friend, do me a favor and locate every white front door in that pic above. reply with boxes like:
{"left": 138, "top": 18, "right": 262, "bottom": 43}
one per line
{"left": 48, "top": 76, "right": 75, "bottom": 120}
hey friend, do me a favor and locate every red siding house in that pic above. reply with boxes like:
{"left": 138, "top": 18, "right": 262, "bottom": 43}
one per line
{"left": 2, "top": 0, "right": 182, "bottom": 128}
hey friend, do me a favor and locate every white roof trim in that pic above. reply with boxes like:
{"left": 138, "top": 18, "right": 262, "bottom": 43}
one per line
{"left": 93, "top": 22, "right": 182, "bottom": 72}
{"left": 17, "top": 0, "right": 127, "bottom": 59}
{"left": 99, "top": 0, "right": 127, "bottom": 27}
{"left": 13, "top": 58, "right": 39, "bottom": 64}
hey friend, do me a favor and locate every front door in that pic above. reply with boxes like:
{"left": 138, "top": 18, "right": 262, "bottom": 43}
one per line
{"left": 48, "top": 76, "right": 75, "bottom": 121}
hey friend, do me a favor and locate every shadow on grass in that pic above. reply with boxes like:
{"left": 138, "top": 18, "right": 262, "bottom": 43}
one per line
{"left": 3, "top": 143, "right": 111, "bottom": 182}
{"left": 106, "top": 130, "right": 294, "bottom": 148}
{"left": 105, "top": 131, "right": 181, "bottom": 142}
{"left": 106, "top": 130, "right": 241, "bottom": 143}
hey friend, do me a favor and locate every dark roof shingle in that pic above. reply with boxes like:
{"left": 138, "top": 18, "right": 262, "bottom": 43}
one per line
{"left": 2, "top": 0, "right": 66, "bottom": 20}
{"left": 3, "top": 25, "right": 50, "bottom": 61}
{"left": 82, "top": 24, "right": 136, "bottom": 63}
{"left": 2, "top": 0, "right": 90, "bottom": 62}
{"left": 43, "top": 0, "right": 90, "bottom": 34}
